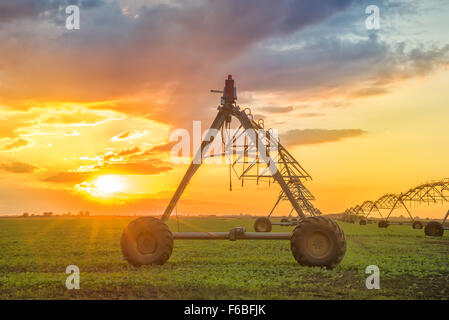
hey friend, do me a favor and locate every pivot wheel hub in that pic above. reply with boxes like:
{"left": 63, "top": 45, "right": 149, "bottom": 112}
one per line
{"left": 136, "top": 233, "right": 157, "bottom": 254}
{"left": 254, "top": 217, "right": 272, "bottom": 232}
{"left": 305, "top": 231, "right": 332, "bottom": 259}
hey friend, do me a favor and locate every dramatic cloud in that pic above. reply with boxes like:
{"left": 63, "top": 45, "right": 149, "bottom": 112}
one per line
{"left": 1, "top": 0, "right": 447, "bottom": 122}
{"left": 235, "top": 34, "right": 449, "bottom": 99}
{"left": 260, "top": 106, "right": 294, "bottom": 114}
{"left": 147, "top": 141, "right": 177, "bottom": 153}
{"left": 0, "top": 0, "right": 106, "bottom": 24}
{"left": 1, "top": 0, "right": 446, "bottom": 133}
{"left": 0, "top": 0, "right": 50, "bottom": 23}
{"left": 117, "top": 146, "right": 141, "bottom": 156}
{"left": 350, "top": 87, "right": 390, "bottom": 98}
{"left": 298, "top": 113, "right": 325, "bottom": 118}
{"left": 111, "top": 130, "right": 149, "bottom": 141}
{"left": 42, "top": 161, "right": 172, "bottom": 184}
{"left": 42, "top": 108, "right": 119, "bottom": 126}
{"left": 0, "top": 161, "right": 37, "bottom": 173}
{"left": 1, "top": 138, "right": 30, "bottom": 151}
{"left": 0, "top": 0, "right": 355, "bottom": 126}
{"left": 129, "top": 141, "right": 177, "bottom": 159}
{"left": 100, "top": 162, "right": 172, "bottom": 175}
{"left": 281, "top": 129, "right": 366, "bottom": 146}
{"left": 41, "top": 171, "right": 89, "bottom": 183}
{"left": 0, "top": 124, "right": 20, "bottom": 139}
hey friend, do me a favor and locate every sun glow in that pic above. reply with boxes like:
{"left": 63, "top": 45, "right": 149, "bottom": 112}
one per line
{"left": 93, "top": 175, "right": 127, "bottom": 195}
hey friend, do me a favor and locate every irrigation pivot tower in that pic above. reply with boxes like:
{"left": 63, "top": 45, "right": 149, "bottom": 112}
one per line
{"left": 120, "top": 75, "right": 346, "bottom": 269}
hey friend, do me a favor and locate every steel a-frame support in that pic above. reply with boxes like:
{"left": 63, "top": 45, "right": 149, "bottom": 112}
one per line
{"left": 161, "top": 105, "right": 306, "bottom": 222}
{"left": 366, "top": 205, "right": 384, "bottom": 219}
{"left": 385, "top": 193, "right": 414, "bottom": 222}
{"left": 442, "top": 209, "right": 449, "bottom": 225}
{"left": 161, "top": 108, "right": 227, "bottom": 221}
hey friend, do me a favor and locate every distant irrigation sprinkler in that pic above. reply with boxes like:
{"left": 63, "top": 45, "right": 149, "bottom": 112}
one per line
{"left": 341, "top": 206, "right": 372, "bottom": 225}
{"left": 344, "top": 179, "right": 449, "bottom": 231}
{"left": 120, "top": 75, "right": 346, "bottom": 269}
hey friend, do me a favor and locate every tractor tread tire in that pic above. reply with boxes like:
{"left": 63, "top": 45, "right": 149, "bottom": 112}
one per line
{"left": 424, "top": 221, "right": 444, "bottom": 237}
{"left": 378, "top": 220, "right": 389, "bottom": 228}
{"left": 121, "top": 217, "right": 173, "bottom": 267}
{"left": 290, "top": 216, "right": 346, "bottom": 269}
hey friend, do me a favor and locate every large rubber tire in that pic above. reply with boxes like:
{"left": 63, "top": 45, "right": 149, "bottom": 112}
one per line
{"left": 378, "top": 220, "right": 389, "bottom": 228}
{"left": 254, "top": 217, "right": 272, "bottom": 232}
{"left": 121, "top": 217, "right": 173, "bottom": 267}
{"left": 359, "top": 219, "right": 367, "bottom": 226}
{"left": 412, "top": 221, "right": 423, "bottom": 230}
{"left": 424, "top": 221, "right": 444, "bottom": 237}
{"left": 280, "top": 218, "right": 289, "bottom": 223}
{"left": 290, "top": 216, "right": 346, "bottom": 269}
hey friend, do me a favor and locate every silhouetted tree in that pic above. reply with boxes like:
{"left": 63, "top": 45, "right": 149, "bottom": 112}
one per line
{"left": 77, "top": 211, "right": 90, "bottom": 217}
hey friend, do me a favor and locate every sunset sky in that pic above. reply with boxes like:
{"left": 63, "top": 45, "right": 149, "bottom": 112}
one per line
{"left": 1, "top": 0, "right": 448, "bottom": 218}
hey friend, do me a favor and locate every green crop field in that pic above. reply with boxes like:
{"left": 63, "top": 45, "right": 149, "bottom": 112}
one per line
{"left": 0, "top": 216, "right": 448, "bottom": 300}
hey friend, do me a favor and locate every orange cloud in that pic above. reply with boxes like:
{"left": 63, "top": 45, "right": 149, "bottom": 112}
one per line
{"left": 146, "top": 141, "right": 177, "bottom": 153}
{"left": 298, "top": 113, "right": 325, "bottom": 118}
{"left": 41, "top": 172, "right": 89, "bottom": 184}
{"left": 99, "top": 162, "right": 172, "bottom": 175}
{"left": 0, "top": 161, "right": 37, "bottom": 173}
{"left": 1, "top": 138, "right": 30, "bottom": 151}
{"left": 281, "top": 129, "right": 366, "bottom": 146}
{"left": 111, "top": 130, "right": 149, "bottom": 141}
{"left": 260, "top": 106, "right": 294, "bottom": 113}
{"left": 117, "top": 146, "right": 141, "bottom": 156}
{"left": 350, "top": 87, "right": 390, "bottom": 98}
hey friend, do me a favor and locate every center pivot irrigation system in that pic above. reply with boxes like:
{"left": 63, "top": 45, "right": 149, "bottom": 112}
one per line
{"left": 343, "top": 179, "right": 449, "bottom": 236}
{"left": 120, "top": 75, "right": 346, "bottom": 269}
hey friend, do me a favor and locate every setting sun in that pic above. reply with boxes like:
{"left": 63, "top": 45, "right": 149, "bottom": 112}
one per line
{"left": 74, "top": 175, "right": 128, "bottom": 198}
{"left": 93, "top": 175, "right": 127, "bottom": 195}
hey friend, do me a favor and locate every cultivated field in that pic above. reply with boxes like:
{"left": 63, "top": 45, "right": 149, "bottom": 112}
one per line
{"left": 0, "top": 216, "right": 448, "bottom": 299}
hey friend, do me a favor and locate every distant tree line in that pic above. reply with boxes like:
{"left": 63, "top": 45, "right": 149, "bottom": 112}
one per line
{"left": 21, "top": 211, "right": 90, "bottom": 217}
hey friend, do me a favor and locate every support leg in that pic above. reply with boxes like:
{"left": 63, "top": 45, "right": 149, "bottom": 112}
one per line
{"left": 161, "top": 109, "right": 227, "bottom": 221}
{"left": 267, "top": 195, "right": 282, "bottom": 218}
